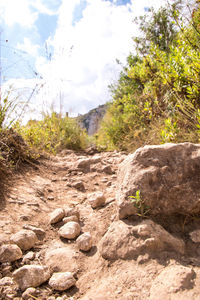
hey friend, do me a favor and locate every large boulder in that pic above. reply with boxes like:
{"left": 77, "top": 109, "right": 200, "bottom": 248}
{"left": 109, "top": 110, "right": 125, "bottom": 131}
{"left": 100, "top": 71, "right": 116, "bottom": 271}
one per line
{"left": 99, "top": 220, "right": 185, "bottom": 260}
{"left": 116, "top": 143, "right": 200, "bottom": 219}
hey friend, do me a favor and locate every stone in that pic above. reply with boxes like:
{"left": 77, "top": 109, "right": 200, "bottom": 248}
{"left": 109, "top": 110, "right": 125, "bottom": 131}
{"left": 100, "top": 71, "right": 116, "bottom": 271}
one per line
{"left": 0, "top": 276, "right": 13, "bottom": 286}
{"left": 150, "top": 265, "right": 195, "bottom": 300}
{"left": 10, "top": 230, "right": 37, "bottom": 251}
{"left": 76, "top": 157, "right": 101, "bottom": 171}
{"left": 44, "top": 247, "right": 78, "bottom": 273}
{"left": 49, "top": 272, "right": 76, "bottom": 291}
{"left": 99, "top": 219, "right": 185, "bottom": 260}
{"left": 63, "top": 216, "right": 79, "bottom": 224}
{"left": 49, "top": 208, "right": 65, "bottom": 224}
{"left": 22, "top": 225, "right": 45, "bottom": 240}
{"left": 101, "top": 165, "right": 113, "bottom": 174}
{"left": 23, "top": 225, "right": 45, "bottom": 239}
{"left": 59, "top": 222, "right": 81, "bottom": 239}
{"left": 76, "top": 232, "right": 92, "bottom": 251}
{"left": 88, "top": 192, "right": 105, "bottom": 208}
{"left": 71, "top": 181, "right": 85, "bottom": 191}
{"left": 13, "top": 265, "right": 51, "bottom": 291}
{"left": 189, "top": 229, "right": 200, "bottom": 243}
{"left": 0, "top": 234, "right": 10, "bottom": 245}
{"left": 22, "top": 287, "right": 37, "bottom": 300}
{"left": 22, "top": 251, "right": 35, "bottom": 263}
{"left": 116, "top": 143, "right": 200, "bottom": 219}
{"left": 64, "top": 207, "right": 80, "bottom": 220}
{"left": 0, "top": 244, "right": 22, "bottom": 262}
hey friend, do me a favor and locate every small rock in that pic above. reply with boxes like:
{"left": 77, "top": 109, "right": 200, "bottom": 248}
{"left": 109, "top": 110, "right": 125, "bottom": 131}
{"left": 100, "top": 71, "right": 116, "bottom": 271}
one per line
{"left": 22, "top": 287, "right": 37, "bottom": 300}
{"left": 13, "top": 265, "right": 51, "bottom": 291}
{"left": 63, "top": 216, "right": 79, "bottom": 224}
{"left": 64, "top": 207, "right": 80, "bottom": 220}
{"left": 47, "top": 196, "right": 55, "bottom": 201}
{"left": 19, "top": 215, "right": 30, "bottom": 221}
{"left": 10, "top": 230, "right": 37, "bottom": 251}
{"left": 49, "top": 208, "right": 65, "bottom": 224}
{"left": 0, "top": 233, "right": 10, "bottom": 245}
{"left": 77, "top": 157, "right": 101, "bottom": 171}
{"left": 0, "top": 244, "right": 22, "bottom": 262}
{"left": 45, "top": 247, "right": 78, "bottom": 273}
{"left": 88, "top": 192, "right": 105, "bottom": 208}
{"left": 0, "top": 276, "right": 13, "bottom": 286}
{"left": 100, "top": 178, "right": 108, "bottom": 183}
{"left": 22, "top": 251, "right": 35, "bottom": 264}
{"left": 49, "top": 272, "right": 76, "bottom": 291}
{"left": 101, "top": 165, "right": 113, "bottom": 174}
{"left": 76, "top": 232, "right": 92, "bottom": 252}
{"left": 189, "top": 229, "right": 200, "bottom": 243}
{"left": 59, "top": 222, "right": 81, "bottom": 239}
{"left": 23, "top": 225, "right": 45, "bottom": 239}
{"left": 71, "top": 181, "right": 85, "bottom": 191}
{"left": 137, "top": 253, "right": 150, "bottom": 264}
{"left": 1, "top": 263, "right": 12, "bottom": 277}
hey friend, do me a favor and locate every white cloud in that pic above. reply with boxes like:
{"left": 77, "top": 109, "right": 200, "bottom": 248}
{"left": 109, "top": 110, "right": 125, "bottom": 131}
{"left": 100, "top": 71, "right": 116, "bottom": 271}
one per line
{"left": 30, "top": 0, "right": 59, "bottom": 16}
{"left": 17, "top": 38, "right": 40, "bottom": 57}
{"left": 0, "top": 0, "right": 37, "bottom": 27}
{"left": 34, "top": 0, "right": 138, "bottom": 116}
{"left": 2, "top": 0, "right": 168, "bottom": 120}
{"left": 0, "top": 0, "right": 58, "bottom": 27}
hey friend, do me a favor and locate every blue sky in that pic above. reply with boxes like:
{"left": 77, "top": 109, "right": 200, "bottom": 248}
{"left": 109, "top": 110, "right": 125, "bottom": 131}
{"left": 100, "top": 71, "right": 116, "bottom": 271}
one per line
{"left": 0, "top": 0, "right": 166, "bottom": 120}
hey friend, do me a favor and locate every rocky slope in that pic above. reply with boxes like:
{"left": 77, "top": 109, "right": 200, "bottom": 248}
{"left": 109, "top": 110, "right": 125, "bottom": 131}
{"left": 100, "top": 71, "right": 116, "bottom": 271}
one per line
{"left": 0, "top": 143, "right": 200, "bottom": 299}
{"left": 77, "top": 104, "right": 108, "bottom": 135}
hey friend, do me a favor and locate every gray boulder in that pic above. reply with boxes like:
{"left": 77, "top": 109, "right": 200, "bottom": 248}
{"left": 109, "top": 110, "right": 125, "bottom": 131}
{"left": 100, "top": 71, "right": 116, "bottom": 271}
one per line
{"left": 99, "top": 219, "right": 185, "bottom": 260}
{"left": 116, "top": 143, "right": 200, "bottom": 219}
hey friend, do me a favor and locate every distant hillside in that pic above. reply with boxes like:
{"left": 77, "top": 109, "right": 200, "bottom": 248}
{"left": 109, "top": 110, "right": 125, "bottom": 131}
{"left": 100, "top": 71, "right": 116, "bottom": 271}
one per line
{"left": 77, "top": 104, "right": 108, "bottom": 135}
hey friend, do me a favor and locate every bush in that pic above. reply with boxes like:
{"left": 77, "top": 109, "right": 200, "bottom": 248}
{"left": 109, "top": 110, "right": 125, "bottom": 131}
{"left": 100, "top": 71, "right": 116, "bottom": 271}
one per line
{"left": 97, "top": 2, "right": 200, "bottom": 151}
{"left": 15, "top": 112, "right": 88, "bottom": 154}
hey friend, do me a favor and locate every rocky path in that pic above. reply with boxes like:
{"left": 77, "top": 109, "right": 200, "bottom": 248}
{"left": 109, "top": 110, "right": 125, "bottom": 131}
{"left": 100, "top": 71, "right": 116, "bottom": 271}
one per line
{"left": 1, "top": 146, "right": 200, "bottom": 300}
{"left": 0, "top": 149, "right": 128, "bottom": 299}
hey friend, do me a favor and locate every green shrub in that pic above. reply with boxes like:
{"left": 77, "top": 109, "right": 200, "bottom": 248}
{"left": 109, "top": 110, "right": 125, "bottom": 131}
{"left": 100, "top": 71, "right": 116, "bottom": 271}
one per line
{"left": 97, "top": 2, "right": 200, "bottom": 151}
{"left": 15, "top": 112, "right": 88, "bottom": 154}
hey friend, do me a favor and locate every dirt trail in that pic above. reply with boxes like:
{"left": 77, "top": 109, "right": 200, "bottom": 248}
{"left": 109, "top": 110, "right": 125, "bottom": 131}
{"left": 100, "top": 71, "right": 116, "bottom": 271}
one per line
{"left": 1, "top": 149, "right": 200, "bottom": 300}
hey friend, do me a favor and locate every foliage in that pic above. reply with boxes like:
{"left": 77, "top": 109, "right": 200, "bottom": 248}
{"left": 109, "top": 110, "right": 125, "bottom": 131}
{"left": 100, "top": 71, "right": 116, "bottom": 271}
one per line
{"left": 129, "top": 190, "right": 150, "bottom": 217}
{"left": 0, "top": 128, "right": 35, "bottom": 177}
{"left": 133, "top": 1, "right": 182, "bottom": 55}
{"left": 97, "top": 1, "right": 200, "bottom": 151}
{"left": 15, "top": 112, "right": 88, "bottom": 154}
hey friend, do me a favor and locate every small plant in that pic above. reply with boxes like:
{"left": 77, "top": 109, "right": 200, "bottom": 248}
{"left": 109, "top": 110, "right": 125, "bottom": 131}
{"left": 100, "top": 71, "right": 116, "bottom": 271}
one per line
{"left": 129, "top": 190, "right": 150, "bottom": 217}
